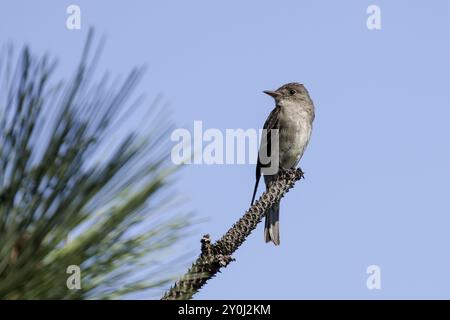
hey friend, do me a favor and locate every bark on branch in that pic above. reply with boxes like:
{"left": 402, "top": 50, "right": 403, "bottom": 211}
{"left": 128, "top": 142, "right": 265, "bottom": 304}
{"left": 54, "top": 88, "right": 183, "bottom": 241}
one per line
{"left": 161, "top": 168, "right": 304, "bottom": 300}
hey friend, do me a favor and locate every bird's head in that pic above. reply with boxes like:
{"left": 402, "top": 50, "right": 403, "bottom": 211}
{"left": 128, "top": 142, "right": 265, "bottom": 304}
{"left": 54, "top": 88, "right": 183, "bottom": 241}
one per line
{"left": 263, "top": 82, "right": 310, "bottom": 106}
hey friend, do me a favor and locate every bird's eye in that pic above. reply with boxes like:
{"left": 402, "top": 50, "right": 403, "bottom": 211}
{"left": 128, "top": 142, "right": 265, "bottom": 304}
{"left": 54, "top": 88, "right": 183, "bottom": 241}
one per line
{"left": 289, "top": 89, "right": 296, "bottom": 95}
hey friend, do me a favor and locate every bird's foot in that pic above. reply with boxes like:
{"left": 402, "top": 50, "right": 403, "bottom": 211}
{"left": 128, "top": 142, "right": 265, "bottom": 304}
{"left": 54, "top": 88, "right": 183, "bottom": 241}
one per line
{"left": 298, "top": 167, "right": 305, "bottom": 179}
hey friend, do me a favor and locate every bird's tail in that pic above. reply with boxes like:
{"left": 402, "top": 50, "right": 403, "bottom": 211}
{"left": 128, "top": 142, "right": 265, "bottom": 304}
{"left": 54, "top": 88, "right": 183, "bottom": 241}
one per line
{"left": 264, "top": 202, "right": 280, "bottom": 245}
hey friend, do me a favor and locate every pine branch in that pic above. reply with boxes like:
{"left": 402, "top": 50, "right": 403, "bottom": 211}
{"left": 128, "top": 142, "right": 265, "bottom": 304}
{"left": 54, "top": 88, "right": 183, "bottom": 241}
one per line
{"left": 161, "top": 168, "right": 304, "bottom": 300}
{"left": 0, "top": 31, "right": 194, "bottom": 299}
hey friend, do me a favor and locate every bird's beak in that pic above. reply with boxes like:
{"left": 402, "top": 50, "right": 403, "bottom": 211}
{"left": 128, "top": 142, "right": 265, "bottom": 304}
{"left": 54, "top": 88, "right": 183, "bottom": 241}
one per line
{"left": 263, "top": 90, "right": 281, "bottom": 98}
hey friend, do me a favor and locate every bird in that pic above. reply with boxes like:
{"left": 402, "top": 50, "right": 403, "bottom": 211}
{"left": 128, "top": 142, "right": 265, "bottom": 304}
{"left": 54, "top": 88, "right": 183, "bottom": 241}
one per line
{"left": 251, "top": 82, "right": 315, "bottom": 245}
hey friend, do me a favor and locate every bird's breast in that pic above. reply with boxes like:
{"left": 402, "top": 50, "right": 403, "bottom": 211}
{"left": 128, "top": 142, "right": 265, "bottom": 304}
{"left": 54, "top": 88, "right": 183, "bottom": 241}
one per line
{"left": 278, "top": 107, "right": 313, "bottom": 168}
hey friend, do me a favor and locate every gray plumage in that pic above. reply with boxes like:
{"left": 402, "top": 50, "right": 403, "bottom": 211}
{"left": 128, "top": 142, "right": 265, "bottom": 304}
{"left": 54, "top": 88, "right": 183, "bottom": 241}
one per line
{"left": 251, "top": 82, "right": 315, "bottom": 245}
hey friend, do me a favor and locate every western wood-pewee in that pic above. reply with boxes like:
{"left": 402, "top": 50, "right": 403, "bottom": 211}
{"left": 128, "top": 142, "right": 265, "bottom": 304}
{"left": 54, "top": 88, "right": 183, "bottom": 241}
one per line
{"left": 251, "top": 82, "right": 315, "bottom": 245}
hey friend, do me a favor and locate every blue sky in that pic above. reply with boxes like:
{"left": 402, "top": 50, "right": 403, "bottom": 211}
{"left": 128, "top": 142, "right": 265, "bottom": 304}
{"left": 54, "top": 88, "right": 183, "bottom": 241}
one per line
{"left": 2, "top": 0, "right": 450, "bottom": 299}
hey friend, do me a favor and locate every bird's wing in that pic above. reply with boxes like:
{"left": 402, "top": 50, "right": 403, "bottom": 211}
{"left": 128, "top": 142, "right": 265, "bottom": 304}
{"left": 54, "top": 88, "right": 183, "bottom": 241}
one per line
{"left": 250, "top": 106, "right": 280, "bottom": 205}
